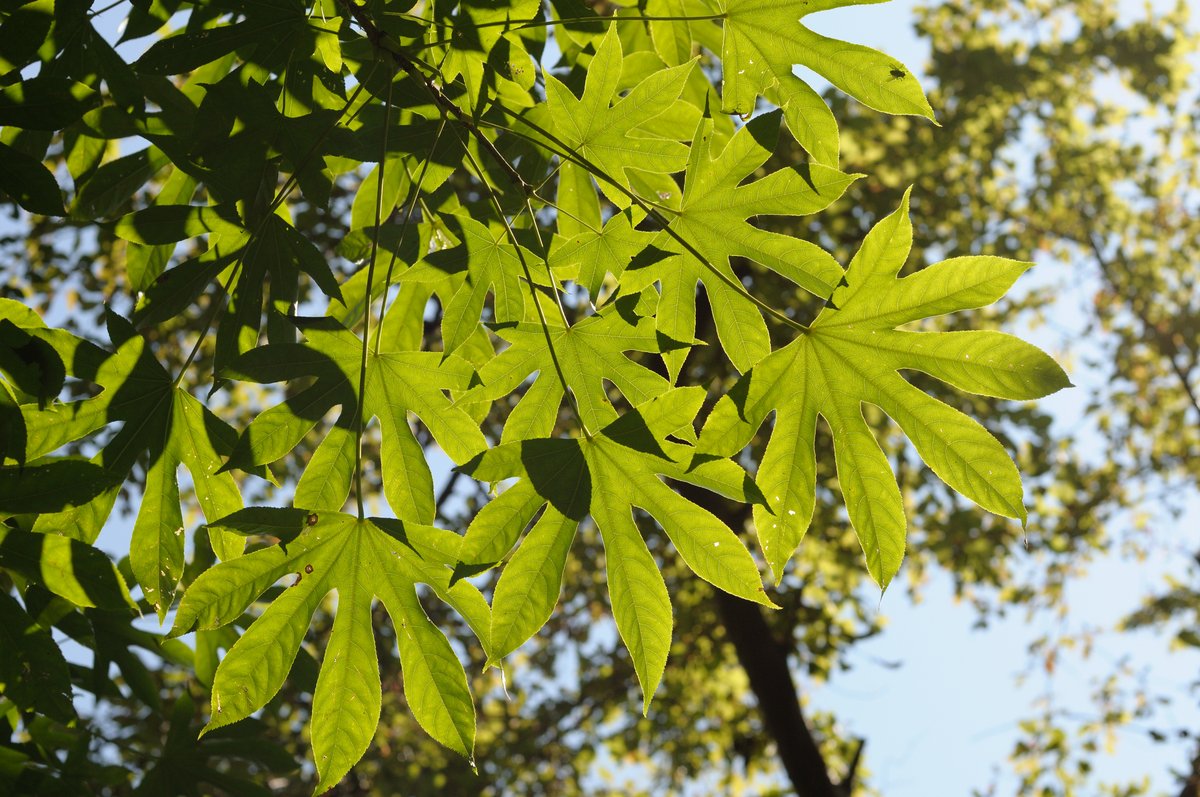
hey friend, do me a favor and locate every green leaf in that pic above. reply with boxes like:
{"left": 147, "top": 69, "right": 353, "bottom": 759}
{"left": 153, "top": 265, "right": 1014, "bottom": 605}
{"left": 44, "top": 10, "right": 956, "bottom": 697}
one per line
{"left": 130, "top": 447, "right": 185, "bottom": 615}
{"left": 623, "top": 111, "right": 855, "bottom": 374}
{"left": 114, "top": 203, "right": 246, "bottom": 245}
{"left": 0, "top": 591, "right": 75, "bottom": 722}
{"left": 0, "top": 381, "right": 26, "bottom": 468}
{"left": 426, "top": 0, "right": 542, "bottom": 108}
{"left": 458, "top": 290, "right": 675, "bottom": 437}
{"left": 699, "top": 190, "right": 1071, "bottom": 587}
{"left": 487, "top": 505, "right": 576, "bottom": 662}
{"left": 406, "top": 214, "right": 540, "bottom": 357}
{"left": 0, "top": 458, "right": 120, "bottom": 515}
{"left": 10, "top": 314, "right": 246, "bottom": 613}
{"left": 29, "top": 480, "right": 122, "bottom": 544}
{"left": 549, "top": 210, "right": 654, "bottom": 300}
{"left": 715, "top": 0, "right": 935, "bottom": 164}
{"left": 0, "top": 0, "right": 53, "bottom": 75}
{"left": 459, "top": 387, "right": 774, "bottom": 709}
{"left": 0, "top": 141, "right": 65, "bottom": 216}
{"left": 71, "top": 146, "right": 170, "bottom": 220}
{"left": 267, "top": 215, "right": 344, "bottom": 304}
{"left": 0, "top": 76, "right": 95, "bottom": 130}
{"left": 0, "top": 317, "right": 65, "bottom": 409}
{"left": 543, "top": 26, "right": 693, "bottom": 205}
{"left": 135, "top": 13, "right": 306, "bottom": 75}
{"left": 294, "top": 419, "right": 356, "bottom": 513}
{"left": 0, "top": 526, "right": 136, "bottom": 611}
{"left": 133, "top": 692, "right": 300, "bottom": 796}
{"left": 131, "top": 249, "right": 237, "bottom": 329}
{"left": 646, "top": 0, "right": 695, "bottom": 66}
{"left": 171, "top": 511, "right": 487, "bottom": 787}
{"left": 222, "top": 314, "right": 486, "bottom": 519}
{"left": 125, "top": 167, "right": 199, "bottom": 292}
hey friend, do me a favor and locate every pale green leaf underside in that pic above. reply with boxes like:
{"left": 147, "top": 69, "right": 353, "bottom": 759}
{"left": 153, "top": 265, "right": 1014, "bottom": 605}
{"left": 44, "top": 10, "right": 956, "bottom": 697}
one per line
{"left": 172, "top": 511, "right": 487, "bottom": 788}
{"left": 545, "top": 25, "right": 694, "bottom": 205}
{"left": 622, "top": 111, "right": 854, "bottom": 374}
{"left": 700, "top": 190, "right": 1070, "bottom": 587}
{"left": 459, "top": 388, "right": 774, "bottom": 711}
{"left": 718, "top": 0, "right": 935, "bottom": 164}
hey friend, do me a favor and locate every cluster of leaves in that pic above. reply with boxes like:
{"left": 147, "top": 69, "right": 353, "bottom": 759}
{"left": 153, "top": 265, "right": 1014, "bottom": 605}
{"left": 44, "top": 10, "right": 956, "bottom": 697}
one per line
{"left": 0, "top": 0, "right": 1069, "bottom": 791}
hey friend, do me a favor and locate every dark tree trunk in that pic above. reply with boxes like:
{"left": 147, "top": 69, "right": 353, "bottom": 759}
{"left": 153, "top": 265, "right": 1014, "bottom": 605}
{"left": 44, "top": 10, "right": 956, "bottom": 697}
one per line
{"left": 678, "top": 482, "right": 845, "bottom": 797}
{"left": 713, "top": 588, "right": 840, "bottom": 797}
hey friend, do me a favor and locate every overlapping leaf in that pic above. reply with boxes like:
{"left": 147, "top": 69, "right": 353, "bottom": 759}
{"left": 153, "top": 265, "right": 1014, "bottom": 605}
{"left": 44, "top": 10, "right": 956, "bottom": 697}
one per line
{"left": 0, "top": 526, "right": 136, "bottom": 612}
{"left": 422, "top": 0, "right": 542, "bottom": 107}
{"left": 714, "top": 0, "right": 935, "bottom": 165}
{"left": 133, "top": 693, "right": 300, "bottom": 797}
{"left": 456, "top": 290, "right": 676, "bottom": 438}
{"left": 0, "top": 591, "right": 74, "bottom": 721}
{"left": 619, "top": 111, "right": 855, "bottom": 376}
{"left": 170, "top": 508, "right": 491, "bottom": 791}
{"left": 543, "top": 26, "right": 694, "bottom": 206}
{"left": 0, "top": 304, "right": 245, "bottom": 614}
{"left": 456, "top": 387, "right": 772, "bottom": 710}
{"left": 698, "top": 190, "right": 1071, "bottom": 586}
{"left": 134, "top": 0, "right": 309, "bottom": 76}
{"left": 221, "top": 312, "right": 486, "bottom": 521}
{"left": 400, "top": 214, "right": 540, "bottom": 358}
{"left": 0, "top": 140, "right": 65, "bottom": 215}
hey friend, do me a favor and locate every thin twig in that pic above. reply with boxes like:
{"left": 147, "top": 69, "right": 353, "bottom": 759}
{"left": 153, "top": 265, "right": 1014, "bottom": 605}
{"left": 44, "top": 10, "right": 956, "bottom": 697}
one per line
{"left": 373, "top": 114, "right": 449, "bottom": 355}
{"left": 337, "top": 0, "right": 534, "bottom": 196}
{"left": 354, "top": 62, "right": 395, "bottom": 519}
{"left": 172, "top": 72, "right": 377, "bottom": 387}
{"left": 482, "top": 114, "right": 814, "bottom": 333}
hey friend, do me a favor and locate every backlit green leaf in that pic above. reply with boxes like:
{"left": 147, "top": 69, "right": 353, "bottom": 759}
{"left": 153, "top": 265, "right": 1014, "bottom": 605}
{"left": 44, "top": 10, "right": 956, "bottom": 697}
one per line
{"left": 171, "top": 510, "right": 488, "bottom": 786}
{"left": 459, "top": 387, "right": 774, "bottom": 711}
{"left": 716, "top": 0, "right": 935, "bottom": 164}
{"left": 699, "top": 190, "right": 1070, "bottom": 586}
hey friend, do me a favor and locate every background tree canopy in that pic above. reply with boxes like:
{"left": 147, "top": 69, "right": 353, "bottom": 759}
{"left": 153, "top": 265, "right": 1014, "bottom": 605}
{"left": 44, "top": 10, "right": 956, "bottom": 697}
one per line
{"left": 0, "top": 0, "right": 1197, "bottom": 795}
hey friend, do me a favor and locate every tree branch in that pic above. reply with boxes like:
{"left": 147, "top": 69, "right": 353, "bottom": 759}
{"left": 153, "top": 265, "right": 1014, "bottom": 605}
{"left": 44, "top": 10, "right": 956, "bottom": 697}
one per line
{"left": 1177, "top": 739, "right": 1200, "bottom": 797}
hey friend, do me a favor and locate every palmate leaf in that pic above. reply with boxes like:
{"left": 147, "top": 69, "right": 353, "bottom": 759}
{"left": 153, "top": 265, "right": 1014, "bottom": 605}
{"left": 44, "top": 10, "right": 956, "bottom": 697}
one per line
{"left": 456, "top": 289, "right": 676, "bottom": 438}
{"left": 0, "top": 306, "right": 244, "bottom": 611}
{"left": 221, "top": 313, "right": 487, "bottom": 522}
{"left": 620, "top": 111, "right": 855, "bottom": 376}
{"left": 424, "top": 0, "right": 542, "bottom": 107}
{"left": 170, "top": 508, "right": 491, "bottom": 792}
{"left": 401, "top": 214, "right": 540, "bottom": 358}
{"left": 543, "top": 25, "right": 694, "bottom": 206}
{"left": 457, "top": 387, "right": 772, "bottom": 711}
{"left": 548, "top": 209, "right": 654, "bottom": 300}
{"left": 698, "top": 190, "right": 1071, "bottom": 586}
{"left": 694, "top": 0, "right": 935, "bottom": 165}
